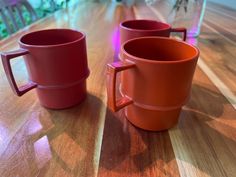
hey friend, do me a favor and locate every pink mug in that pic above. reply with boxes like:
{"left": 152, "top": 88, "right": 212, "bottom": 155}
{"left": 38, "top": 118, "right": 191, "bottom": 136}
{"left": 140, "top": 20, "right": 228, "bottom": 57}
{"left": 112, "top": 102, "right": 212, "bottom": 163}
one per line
{"left": 120, "top": 19, "right": 187, "bottom": 45}
{"left": 1, "top": 29, "right": 90, "bottom": 109}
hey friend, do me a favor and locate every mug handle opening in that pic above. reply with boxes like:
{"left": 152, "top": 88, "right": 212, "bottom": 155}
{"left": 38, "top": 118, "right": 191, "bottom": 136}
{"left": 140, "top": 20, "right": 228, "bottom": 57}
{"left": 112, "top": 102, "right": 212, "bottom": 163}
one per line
{"left": 107, "top": 60, "right": 135, "bottom": 112}
{"left": 1, "top": 49, "right": 37, "bottom": 96}
{"left": 170, "top": 27, "right": 187, "bottom": 41}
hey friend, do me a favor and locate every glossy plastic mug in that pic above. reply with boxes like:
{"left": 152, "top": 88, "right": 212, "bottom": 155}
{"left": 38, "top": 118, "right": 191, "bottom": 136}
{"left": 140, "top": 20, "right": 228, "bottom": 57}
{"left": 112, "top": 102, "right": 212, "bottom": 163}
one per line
{"left": 107, "top": 37, "right": 199, "bottom": 131}
{"left": 120, "top": 19, "right": 187, "bottom": 45}
{"left": 1, "top": 29, "right": 89, "bottom": 109}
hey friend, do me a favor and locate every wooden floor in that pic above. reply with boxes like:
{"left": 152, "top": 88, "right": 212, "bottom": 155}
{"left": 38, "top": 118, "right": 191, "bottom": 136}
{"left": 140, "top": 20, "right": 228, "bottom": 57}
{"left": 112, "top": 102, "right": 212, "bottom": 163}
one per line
{"left": 0, "top": 0, "right": 235, "bottom": 177}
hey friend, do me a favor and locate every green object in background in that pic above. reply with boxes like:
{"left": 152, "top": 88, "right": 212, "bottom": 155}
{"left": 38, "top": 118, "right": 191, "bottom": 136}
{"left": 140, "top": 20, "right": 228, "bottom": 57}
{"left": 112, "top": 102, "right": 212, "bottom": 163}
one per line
{"left": 0, "top": 0, "right": 71, "bottom": 39}
{"left": 0, "top": 21, "right": 8, "bottom": 38}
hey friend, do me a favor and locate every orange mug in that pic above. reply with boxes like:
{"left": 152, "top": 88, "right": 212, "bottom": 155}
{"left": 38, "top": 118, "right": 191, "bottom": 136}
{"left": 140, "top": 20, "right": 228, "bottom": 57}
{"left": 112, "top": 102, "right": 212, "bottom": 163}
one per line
{"left": 120, "top": 19, "right": 187, "bottom": 45}
{"left": 107, "top": 37, "right": 199, "bottom": 131}
{"left": 1, "top": 29, "right": 89, "bottom": 109}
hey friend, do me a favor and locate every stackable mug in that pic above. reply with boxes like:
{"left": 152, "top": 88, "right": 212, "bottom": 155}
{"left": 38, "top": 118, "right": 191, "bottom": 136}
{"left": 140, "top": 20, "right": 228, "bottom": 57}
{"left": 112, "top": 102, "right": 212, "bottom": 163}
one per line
{"left": 1, "top": 29, "right": 89, "bottom": 109}
{"left": 107, "top": 37, "right": 199, "bottom": 131}
{"left": 120, "top": 19, "right": 187, "bottom": 45}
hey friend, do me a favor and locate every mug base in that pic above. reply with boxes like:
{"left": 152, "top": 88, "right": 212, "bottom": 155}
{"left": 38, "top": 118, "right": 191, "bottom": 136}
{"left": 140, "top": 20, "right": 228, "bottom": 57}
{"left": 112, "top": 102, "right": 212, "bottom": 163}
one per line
{"left": 125, "top": 105, "right": 181, "bottom": 131}
{"left": 36, "top": 81, "right": 87, "bottom": 109}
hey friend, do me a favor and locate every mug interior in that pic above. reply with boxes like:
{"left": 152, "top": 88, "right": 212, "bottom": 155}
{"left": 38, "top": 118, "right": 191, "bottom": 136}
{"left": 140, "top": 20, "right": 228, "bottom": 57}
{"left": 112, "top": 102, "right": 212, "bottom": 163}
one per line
{"left": 121, "top": 20, "right": 170, "bottom": 31}
{"left": 20, "top": 29, "right": 84, "bottom": 46}
{"left": 123, "top": 37, "right": 198, "bottom": 62}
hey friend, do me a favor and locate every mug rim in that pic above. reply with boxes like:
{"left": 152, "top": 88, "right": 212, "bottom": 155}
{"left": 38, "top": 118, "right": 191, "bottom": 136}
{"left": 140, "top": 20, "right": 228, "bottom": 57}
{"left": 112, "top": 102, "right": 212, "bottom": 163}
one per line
{"left": 121, "top": 36, "right": 200, "bottom": 64}
{"left": 18, "top": 28, "right": 85, "bottom": 48}
{"left": 120, "top": 19, "right": 171, "bottom": 32}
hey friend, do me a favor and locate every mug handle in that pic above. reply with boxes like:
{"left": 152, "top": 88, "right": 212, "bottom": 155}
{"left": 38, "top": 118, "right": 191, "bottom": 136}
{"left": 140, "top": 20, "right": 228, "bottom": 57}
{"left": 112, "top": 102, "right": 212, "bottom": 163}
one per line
{"left": 107, "top": 60, "right": 135, "bottom": 112}
{"left": 1, "top": 49, "right": 37, "bottom": 96}
{"left": 170, "top": 27, "right": 187, "bottom": 41}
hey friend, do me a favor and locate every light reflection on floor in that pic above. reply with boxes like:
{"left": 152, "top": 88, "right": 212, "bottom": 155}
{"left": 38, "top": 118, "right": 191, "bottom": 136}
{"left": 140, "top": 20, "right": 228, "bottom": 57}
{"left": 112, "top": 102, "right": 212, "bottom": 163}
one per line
{"left": 0, "top": 121, "right": 9, "bottom": 156}
{"left": 34, "top": 135, "right": 52, "bottom": 169}
{"left": 27, "top": 112, "right": 43, "bottom": 135}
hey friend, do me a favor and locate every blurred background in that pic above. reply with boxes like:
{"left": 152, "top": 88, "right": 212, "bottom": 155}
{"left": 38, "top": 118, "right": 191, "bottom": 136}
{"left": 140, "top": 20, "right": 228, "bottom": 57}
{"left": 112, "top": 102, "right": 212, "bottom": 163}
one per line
{"left": 0, "top": 0, "right": 79, "bottom": 38}
{"left": 0, "top": 0, "right": 235, "bottom": 39}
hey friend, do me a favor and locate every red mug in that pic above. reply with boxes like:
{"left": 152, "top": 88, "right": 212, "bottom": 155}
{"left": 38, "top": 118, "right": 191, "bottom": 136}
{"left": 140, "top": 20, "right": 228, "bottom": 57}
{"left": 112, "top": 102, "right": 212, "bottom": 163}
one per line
{"left": 107, "top": 37, "right": 199, "bottom": 131}
{"left": 120, "top": 19, "right": 187, "bottom": 45}
{"left": 1, "top": 29, "right": 90, "bottom": 109}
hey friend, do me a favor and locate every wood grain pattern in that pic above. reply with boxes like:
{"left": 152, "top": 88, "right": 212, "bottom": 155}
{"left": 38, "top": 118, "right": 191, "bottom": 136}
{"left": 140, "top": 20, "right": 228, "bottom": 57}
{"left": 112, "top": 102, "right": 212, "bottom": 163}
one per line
{"left": 199, "top": 3, "right": 236, "bottom": 94}
{"left": 0, "top": 1, "right": 235, "bottom": 177}
{"left": 98, "top": 110, "right": 180, "bottom": 177}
